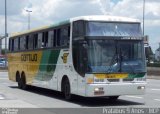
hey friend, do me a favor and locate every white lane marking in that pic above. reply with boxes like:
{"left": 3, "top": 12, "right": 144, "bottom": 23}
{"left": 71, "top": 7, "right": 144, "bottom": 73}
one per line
{"left": 0, "top": 78, "right": 8, "bottom": 79}
{"left": 154, "top": 99, "right": 160, "bottom": 102}
{"left": 125, "top": 95, "right": 143, "bottom": 99}
{"left": 151, "top": 89, "right": 160, "bottom": 91}
{"left": 0, "top": 96, "right": 4, "bottom": 100}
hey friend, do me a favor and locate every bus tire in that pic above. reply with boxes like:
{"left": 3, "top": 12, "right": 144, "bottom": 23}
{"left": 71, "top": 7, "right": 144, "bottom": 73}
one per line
{"left": 63, "top": 78, "right": 71, "bottom": 100}
{"left": 16, "top": 72, "right": 22, "bottom": 89}
{"left": 108, "top": 96, "right": 119, "bottom": 100}
{"left": 21, "top": 72, "right": 28, "bottom": 90}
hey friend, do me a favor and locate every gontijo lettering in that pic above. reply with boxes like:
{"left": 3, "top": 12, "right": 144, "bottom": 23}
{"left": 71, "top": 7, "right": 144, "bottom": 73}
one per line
{"left": 21, "top": 54, "right": 37, "bottom": 62}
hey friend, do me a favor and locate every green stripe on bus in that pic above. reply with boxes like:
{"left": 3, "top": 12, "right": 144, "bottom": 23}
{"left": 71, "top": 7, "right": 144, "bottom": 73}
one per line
{"left": 35, "top": 50, "right": 60, "bottom": 81}
{"left": 127, "top": 73, "right": 145, "bottom": 79}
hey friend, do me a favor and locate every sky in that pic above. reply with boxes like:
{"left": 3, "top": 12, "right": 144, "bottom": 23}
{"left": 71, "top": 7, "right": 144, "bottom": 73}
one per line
{"left": 0, "top": 0, "right": 159, "bottom": 52}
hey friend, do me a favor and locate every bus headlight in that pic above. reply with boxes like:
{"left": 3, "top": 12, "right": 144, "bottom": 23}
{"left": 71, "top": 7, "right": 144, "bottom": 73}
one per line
{"left": 94, "top": 87, "right": 104, "bottom": 95}
{"left": 94, "top": 87, "right": 100, "bottom": 91}
{"left": 137, "top": 86, "right": 145, "bottom": 90}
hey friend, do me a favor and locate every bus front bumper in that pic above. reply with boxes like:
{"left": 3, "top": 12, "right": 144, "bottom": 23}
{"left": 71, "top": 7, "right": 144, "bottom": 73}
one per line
{"left": 85, "top": 82, "right": 146, "bottom": 97}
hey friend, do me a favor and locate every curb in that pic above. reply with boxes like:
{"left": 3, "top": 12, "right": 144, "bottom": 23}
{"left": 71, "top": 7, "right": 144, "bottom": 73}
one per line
{"left": 0, "top": 70, "right": 8, "bottom": 72}
{"left": 147, "top": 75, "right": 160, "bottom": 80}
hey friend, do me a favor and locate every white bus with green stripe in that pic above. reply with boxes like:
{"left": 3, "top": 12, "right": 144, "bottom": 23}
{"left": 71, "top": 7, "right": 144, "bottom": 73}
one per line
{"left": 8, "top": 15, "right": 146, "bottom": 100}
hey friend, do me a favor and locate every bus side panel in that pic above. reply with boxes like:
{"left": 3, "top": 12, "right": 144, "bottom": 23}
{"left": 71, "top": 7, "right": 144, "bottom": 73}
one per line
{"left": 8, "top": 51, "right": 43, "bottom": 84}
{"left": 32, "top": 49, "right": 61, "bottom": 90}
{"left": 8, "top": 49, "right": 79, "bottom": 95}
{"left": 56, "top": 49, "right": 78, "bottom": 94}
{"left": 8, "top": 53, "right": 20, "bottom": 82}
{"left": 30, "top": 49, "right": 78, "bottom": 93}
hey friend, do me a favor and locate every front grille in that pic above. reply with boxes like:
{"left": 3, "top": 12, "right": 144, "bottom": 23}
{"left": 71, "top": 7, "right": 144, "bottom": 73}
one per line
{"left": 107, "top": 79, "right": 120, "bottom": 82}
{"left": 123, "top": 79, "right": 134, "bottom": 82}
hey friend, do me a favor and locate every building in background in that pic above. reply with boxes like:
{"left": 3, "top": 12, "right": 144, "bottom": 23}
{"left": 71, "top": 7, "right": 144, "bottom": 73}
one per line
{"left": 143, "top": 35, "right": 154, "bottom": 63}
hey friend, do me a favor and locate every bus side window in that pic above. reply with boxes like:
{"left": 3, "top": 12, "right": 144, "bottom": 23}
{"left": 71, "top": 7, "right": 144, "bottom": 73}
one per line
{"left": 33, "top": 34, "right": 38, "bottom": 49}
{"left": 14, "top": 38, "right": 19, "bottom": 51}
{"left": 53, "top": 29, "right": 57, "bottom": 47}
{"left": 11, "top": 39, "right": 14, "bottom": 51}
{"left": 9, "top": 39, "right": 13, "bottom": 51}
{"left": 20, "top": 36, "right": 25, "bottom": 50}
{"left": 48, "top": 30, "right": 54, "bottom": 48}
{"left": 28, "top": 35, "right": 34, "bottom": 50}
{"left": 73, "top": 21, "right": 84, "bottom": 38}
{"left": 25, "top": 35, "right": 29, "bottom": 49}
{"left": 56, "top": 29, "right": 61, "bottom": 47}
{"left": 42, "top": 31, "right": 48, "bottom": 48}
{"left": 18, "top": 37, "right": 20, "bottom": 50}
{"left": 38, "top": 33, "right": 43, "bottom": 48}
{"left": 68, "top": 26, "right": 70, "bottom": 39}
{"left": 9, "top": 39, "right": 11, "bottom": 51}
{"left": 60, "top": 26, "right": 70, "bottom": 47}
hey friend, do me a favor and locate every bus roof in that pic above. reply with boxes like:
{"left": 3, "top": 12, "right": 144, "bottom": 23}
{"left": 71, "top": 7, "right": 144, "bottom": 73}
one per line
{"left": 10, "top": 20, "right": 70, "bottom": 38}
{"left": 70, "top": 15, "right": 140, "bottom": 23}
{"left": 10, "top": 15, "right": 140, "bottom": 38}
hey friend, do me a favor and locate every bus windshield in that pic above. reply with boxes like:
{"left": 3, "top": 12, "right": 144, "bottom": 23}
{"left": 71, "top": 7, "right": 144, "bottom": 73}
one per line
{"left": 72, "top": 20, "right": 145, "bottom": 75}
{"left": 86, "top": 22, "right": 142, "bottom": 37}
{"left": 87, "top": 39, "right": 145, "bottom": 73}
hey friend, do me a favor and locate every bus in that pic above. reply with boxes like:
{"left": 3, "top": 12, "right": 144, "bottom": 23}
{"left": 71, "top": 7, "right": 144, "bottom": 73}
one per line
{"left": 8, "top": 15, "right": 146, "bottom": 100}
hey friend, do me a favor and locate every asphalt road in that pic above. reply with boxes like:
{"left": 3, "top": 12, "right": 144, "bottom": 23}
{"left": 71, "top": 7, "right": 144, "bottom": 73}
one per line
{"left": 0, "top": 72, "right": 160, "bottom": 114}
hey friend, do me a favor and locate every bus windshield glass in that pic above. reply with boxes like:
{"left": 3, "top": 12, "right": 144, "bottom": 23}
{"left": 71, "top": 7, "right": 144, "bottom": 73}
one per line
{"left": 86, "top": 22, "right": 142, "bottom": 37}
{"left": 87, "top": 40, "right": 145, "bottom": 73}
{"left": 72, "top": 20, "right": 145, "bottom": 74}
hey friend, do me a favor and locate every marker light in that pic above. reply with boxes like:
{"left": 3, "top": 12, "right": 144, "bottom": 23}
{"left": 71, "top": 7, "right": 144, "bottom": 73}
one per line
{"left": 137, "top": 86, "right": 145, "bottom": 90}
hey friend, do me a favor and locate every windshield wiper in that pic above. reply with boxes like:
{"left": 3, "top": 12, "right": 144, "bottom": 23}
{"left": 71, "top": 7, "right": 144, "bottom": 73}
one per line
{"left": 107, "top": 53, "right": 118, "bottom": 73}
{"left": 119, "top": 50, "right": 136, "bottom": 74}
{"left": 119, "top": 48, "right": 122, "bottom": 72}
{"left": 107, "top": 43, "right": 118, "bottom": 73}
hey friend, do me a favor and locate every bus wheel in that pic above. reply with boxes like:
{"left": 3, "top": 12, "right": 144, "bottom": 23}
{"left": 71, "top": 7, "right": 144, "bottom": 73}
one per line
{"left": 108, "top": 96, "right": 119, "bottom": 100}
{"left": 16, "top": 73, "right": 22, "bottom": 89}
{"left": 21, "top": 73, "right": 28, "bottom": 90}
{"left": 63, "top": 78, "right": 71, "bottom": 100}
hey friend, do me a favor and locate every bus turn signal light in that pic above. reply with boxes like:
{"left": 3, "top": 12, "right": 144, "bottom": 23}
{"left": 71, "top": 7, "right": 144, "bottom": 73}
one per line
{"left": 87, "top": 78, "right": 93, "bottom": 84}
